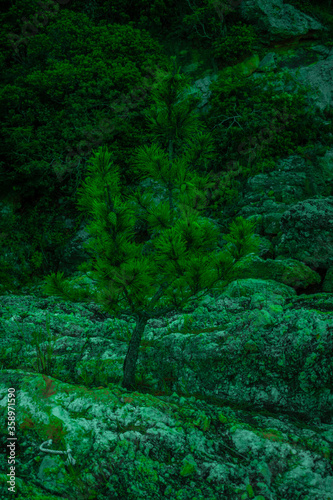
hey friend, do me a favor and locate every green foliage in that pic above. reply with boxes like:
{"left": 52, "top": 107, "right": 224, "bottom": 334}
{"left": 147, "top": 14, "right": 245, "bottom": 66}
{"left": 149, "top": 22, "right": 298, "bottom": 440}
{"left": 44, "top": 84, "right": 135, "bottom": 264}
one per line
{"left": 0, "top": 258, "right": 18, "bottom": 294}
{"left": 212, "top": 21, "right": 259, "bottom": 66}
{"left": 205, "top": 67, "right": 333, "bottom": 184}
{"left": 222, "top": 216, "right": 261, "bottom": 261}
{"left": 2, "top": 0, "right": 331, "bottom": 295}
{"left": 73, "top": 0, "right": 190, "bottom": 34}
{"left": 0, "top": 193, "right": 89, "bottom": 294}
{"left": 30, "top": 250, "right": 43, "bottom": 270}
{"left": 0, "top": 8, "right": 170, "bottom": 204}
{"left": 29, "top": 313, "right": 57, "bottom": 375}
{"left": 41, "top": 64, "right": 260, "bottom": 390}
{"left": 0, "top": 229, "right": 33, "bottom": 293}
{"left": 182, "top": 0, "right": 233, "bottom": 42}
{"left": 0, "top": 6, "right": 177, "bottom": 289}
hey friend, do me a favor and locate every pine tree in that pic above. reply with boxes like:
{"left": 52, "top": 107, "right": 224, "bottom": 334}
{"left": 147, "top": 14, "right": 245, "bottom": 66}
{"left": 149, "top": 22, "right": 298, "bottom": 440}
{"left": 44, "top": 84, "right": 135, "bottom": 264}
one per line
{"left": 42, "top": 58, "right": 261, "bottom": 390}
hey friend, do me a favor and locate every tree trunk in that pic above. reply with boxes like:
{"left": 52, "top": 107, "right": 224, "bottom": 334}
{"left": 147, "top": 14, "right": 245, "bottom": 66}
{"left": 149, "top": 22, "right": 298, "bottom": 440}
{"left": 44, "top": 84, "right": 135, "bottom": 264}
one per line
{"left": 122, "top": 314, "right": 149, "bottom": 390}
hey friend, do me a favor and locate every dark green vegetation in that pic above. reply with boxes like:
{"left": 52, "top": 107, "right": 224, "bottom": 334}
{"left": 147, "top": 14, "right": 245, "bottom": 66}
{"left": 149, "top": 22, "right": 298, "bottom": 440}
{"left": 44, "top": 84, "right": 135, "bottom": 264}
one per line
{"left": 1, "top": 0, "right": 333, "bottom": 295}
{"left": 41, "top": 63, "right": 261, "bottom": 389}
{"left": 0, "top": 1, "right": 333, "bottom": 495}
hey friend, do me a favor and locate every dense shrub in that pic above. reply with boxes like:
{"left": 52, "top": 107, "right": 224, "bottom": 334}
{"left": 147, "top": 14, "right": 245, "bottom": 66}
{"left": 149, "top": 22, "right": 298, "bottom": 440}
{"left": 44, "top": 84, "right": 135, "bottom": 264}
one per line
{"left": 204, "top": 68, "right": 332, "bottom": 180}
{"left": 1, "top": 9, "right": 171, "bottom": 202}
{"left": 1, "top": 0, "right": 333, "bottom": 293}
{"left": 186, "top": 65, "right": 332, "bottom": 218}
{"left": 212, "top": 21, "right": 259, "bottom": 66}
{"left": 182, "top": 0, "right": 232, "bottom": 42}
{"left": 63, "top": 0, "right": 194, "bottom": 40}
{"left": 0, "top": 7, "right": 176, "bottom": 289}
{"left": 0, "top": 195, "right": 89, "bottom": 294}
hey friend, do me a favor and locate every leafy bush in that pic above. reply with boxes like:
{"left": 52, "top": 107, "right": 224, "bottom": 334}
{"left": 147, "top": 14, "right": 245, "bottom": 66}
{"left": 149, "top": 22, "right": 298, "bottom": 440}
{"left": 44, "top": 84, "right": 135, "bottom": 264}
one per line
{"left": 1, "top": 8, "right": 170, "bottom": 199}
{"left": 182, "top": 0, "right": 232, "bottom": 42}
{"left": 0, "top": 8, "right": 176, "bottom": 290}
{"left": 212, "top": 21, "right": 259, "bottom": 66}
{"left": 0, "top": 193, "right": 90, "bottom": 294}
{"left": 85, "top": 0, "right": 190, "bottom": 34}
{"left": 204, "top": 67, "right": 333, "bottom": 185}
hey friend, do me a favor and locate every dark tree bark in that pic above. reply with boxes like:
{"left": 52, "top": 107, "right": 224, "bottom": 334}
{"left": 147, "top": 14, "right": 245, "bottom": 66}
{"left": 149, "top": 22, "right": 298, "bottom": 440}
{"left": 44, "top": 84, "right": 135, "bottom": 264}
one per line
{"left": 122, "top": 313, "right": 149, "bottom": 389}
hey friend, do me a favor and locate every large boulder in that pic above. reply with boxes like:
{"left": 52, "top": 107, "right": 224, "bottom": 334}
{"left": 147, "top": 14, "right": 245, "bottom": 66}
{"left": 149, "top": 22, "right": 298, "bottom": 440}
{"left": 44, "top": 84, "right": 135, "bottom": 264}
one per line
{"left": 179, "top": 72, "right": 219, "bottom": 117}
{"left": 239, "top": 0, "right": 327, "bottom": 41}
{"left": 224, "top": 254, "right": 321, "bottom": 291}
{"left": 240, "top": 154, "right": 332, "bottom": 206}
{"left": 276, "top": 197, "right": 333, "bottom": 269}
{"left": 1, "top": 282, "right": 332, "bottom": 498}
{"left": 250, "top": 46, "right": 333, "bottom": 114}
